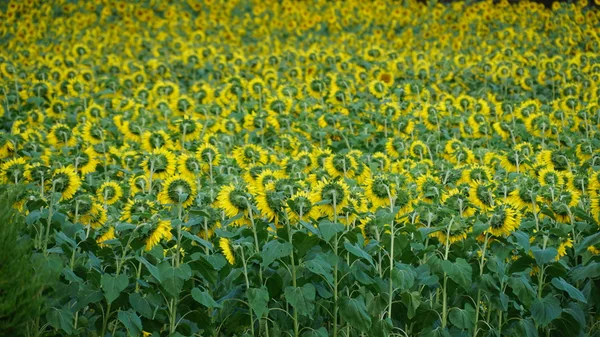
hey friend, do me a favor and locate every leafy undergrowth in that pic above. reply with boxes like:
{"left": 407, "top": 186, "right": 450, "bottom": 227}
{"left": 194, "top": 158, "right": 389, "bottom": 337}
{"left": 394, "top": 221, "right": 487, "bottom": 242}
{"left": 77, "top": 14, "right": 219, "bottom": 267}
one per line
{"left": 1, "top": 1, "right": 600, "bottom": 337}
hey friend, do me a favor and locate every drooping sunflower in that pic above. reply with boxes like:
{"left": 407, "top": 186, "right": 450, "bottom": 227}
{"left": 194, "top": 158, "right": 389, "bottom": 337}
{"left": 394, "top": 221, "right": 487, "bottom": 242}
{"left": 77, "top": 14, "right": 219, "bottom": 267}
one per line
{"left": 220, "top": 238, "right": 235, "bottom": 265}
{"left": 81, "top": 122, "right": 105, "bottom": 145}
{"left": 97, "top": 181, "right": 123, "bottom": 205}
{"left": 487, "top": 202, "right": 522, "bottom": 237}
{"left": 216, "top": 184, "right": 251, "bottom": 226}
{"left": 256, "top": 183, "right": 284, "bottom": 225}
{"left": 0, "top": 157, "right": 27, "bottom": 183}
{"left": 432, "top": 217, "right": 472, "bottom": 245}
{"left": 442, "top": 188, "right": 475, "bottom": 217}
{"left": 75, "top": 147, "right": 99, "bottom": 175}
{"left": 158, "top": 174, "right": 197, "bottom": 208}
{"left": 311, "top": 178, "right": 350, "bottom": 218}
{"left": 121, "top": 199, "right": 156, "bottom": 223}
{"left": 324, "top": 153, "right": 357, "bottom": 178}
{"left": 129, "top": 175, "right": 149, "bottom": 195}
{"left": 96, "top": 226, "right": 116, "bottom": 248}
{"left": 145, "top": 220, "right": 172, "bottom": 251}
{"left": 196, "top": 143, "right": 221, "bottom": 173}
{"left": 538, "top": 167, "right": 563, "bottom": 186}
{"left": 415, "top": 174, "right": 442, "bottom": 203}
{"left": 364, "top": 174, "right": 396, "bottom": 210}
{"left": 285, "top": 191, "right": 321, "bottom": 223}
{"left": 141, "top": 130, "right": 173, "bottom": 152}
{"left": 232, "top": 144, "right": 269, "bottom": 169}
{"left": 556, "top": 238, "right": 573, "bottom": 260}
{"left": 47, "top": 123, "right": 77, "bottom": 148}
{"left": 50, "top": 166, "right": 81, "bottom": 201}
{"left": 141, "top": 148, "right": 177, "bottom": 180}
{"left": 468, "top": 180, "right": 496, "bottom": 212}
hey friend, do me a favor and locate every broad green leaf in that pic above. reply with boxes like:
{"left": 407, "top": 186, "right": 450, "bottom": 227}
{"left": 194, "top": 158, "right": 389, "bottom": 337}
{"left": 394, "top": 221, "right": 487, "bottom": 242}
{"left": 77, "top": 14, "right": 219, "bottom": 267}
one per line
{"left": 247, "top": 287, "right": 269, "bottom": 318}
{"left": 530, "top": 295, "right": 562, "bottom": 327}
{"left": 570, "top": 262, "right": 600, "bottom": 282}
{"left": 339, "top": 296, "right": 372, "bottom": 332}
{"left": 158, "top": 262, "right": 192, "bottom": 297}
{"left": 551, "top": 277, "right": 586, "bottom": 303}
{"left": 508, "top": 276, "right": 536, "bottom": 307}
{"left": 46, "top": 307, "right": 74, "bottom": 334}
{"left": 137, "top": 256, "right": 161, "bottom": 281}
{"left": 392, "top": 263, "right": 416, "bottom": 291}
{"left": 192, "top": 288, "right": 222, "bottom": 308}
{"left": 101, "top": 273, "right": 128, "bottom": 304}
{"left": 318, "top": 220, "right": 344, "bottom": 242}
{"left": 129, "top": 293, "right": 153, "bottom": 318}
{"left": 441, "top": 258, "right": 472, "bottom": 290}
{"left": 510, "top": 319, "right": 538, "bottom": 337}
{"left": 182, "top": 230, "right": 213, "bottom": 249}
{"left": 284, "top": 284, "right": 316, "bottom": 318}
{"left": 401, "top": 291, "right": 421, "bottom": 319}
{"left": 118, "top": 310, "right": 142, "bottom": 337}
{"left": 575, "top": 232, "right": 600, "bottom": 255}
{"left": 344, "top": 240, "right": 373, "bottom": 265}
{"left": 301, "top": 327, "right": 328, "bottom": 337}
{"left": 261, "top": 240, "right": 293, "bottom": 267}
{"left": 512, "top": 231, "right": 530, "bottom": 252}
{"left": 531, "top": 246, "right": 558, "bottom": 266}
{"left": 449, "top": 304, "right": 475, "bottom": 329}
{"left": 304, "top": 256, "right": 334, "bottom": 284}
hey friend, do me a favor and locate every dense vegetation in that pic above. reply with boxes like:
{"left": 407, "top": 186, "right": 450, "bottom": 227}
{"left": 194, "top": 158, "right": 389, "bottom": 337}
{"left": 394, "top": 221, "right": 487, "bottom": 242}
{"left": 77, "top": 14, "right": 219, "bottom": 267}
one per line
{"left": 1, "top": 0, "right": 600, "bottom": 336}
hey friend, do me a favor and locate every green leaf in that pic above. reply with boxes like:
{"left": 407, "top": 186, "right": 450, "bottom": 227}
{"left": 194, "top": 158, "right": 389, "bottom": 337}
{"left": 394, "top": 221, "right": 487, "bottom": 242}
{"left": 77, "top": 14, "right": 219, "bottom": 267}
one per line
{"left": 510, "top": 319, "right": 538, "bottom": 337}
{"left": 576, "top": 232, "right": 600, "bottom": 255}
{"left": 551, "top": 277, "right": 586, "bottom": 303}
{"left": 344, "top": 240, "right": 373, "bottom": 265}
{"left": 192, "top": 288, "right": 222, "bottom": 308}
{"left": 530, "top": 295, "right": 562, "bottom": 327}
{"left": 158, "top": 262, "right": 192, "bottom": 297}
{"left": 449, "top": 304, "right": 475, "bottom": 329}
{"left": 261, "top": 240, "right": 293, "bottom": 267}
{"left": 401, "top": 291, "right": 421, "bottom": 319}
{"left": 318, "top": 220, "right": 344, "bottom": 242}
{"left": 137, "top": 256, "right": 161, "bottom": 281}
{"left": 304, "top": 256, "right": 334, "bottom": 285}
{"left": 392, "top": 263, "right": 416, "bottom": 291}
{"left": 339, "top": 296, "right": 372, "bottom": 332}
{"left": 570, "top": 261, "right": 600, "bottom": 282}
{"left": 118, "top": 310, "right": 142, "bottom": 337}
{"left": 508, "top": 276, "right": 536, "bottom": 307}
{"left": 46, "top": 307, "right": 74, "bottom": 334}
{"left": 301, "top": 327, "right": 328, "bottom": 337}
{"left": 182, "top": 230, "right": 213, "bottom": 249}
{"left": 441, "top": 258, "right": 472, "bottom": 290}
{"left": 512, "top": 231, "right": 530, "bottom": 252}
{"left": 284, "top": 284, "right": 316, "bottom": 318}
{"left": 247, "top": 287, "right": 269, "bottom": 318}
{"left": 129, "top": 293, "right": 153, "bottom": 318}
{"left": 531, "top": 247, "right": 558, "bottom": 266}
{"left": 101, "top": 273, "right": 128, "bottom": 304}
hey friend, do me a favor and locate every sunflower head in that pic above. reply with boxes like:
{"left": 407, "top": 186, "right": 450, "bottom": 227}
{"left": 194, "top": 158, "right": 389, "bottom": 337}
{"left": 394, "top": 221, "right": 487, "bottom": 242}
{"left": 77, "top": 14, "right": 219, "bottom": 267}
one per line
{"left": 158, "top": 174, "right": 197, "bottom": 208}
{"left": 97, "top": 181, "right": 123, "bottom": 205}
{"left": 50, "top": 166, "right": 81, "bottom": 201}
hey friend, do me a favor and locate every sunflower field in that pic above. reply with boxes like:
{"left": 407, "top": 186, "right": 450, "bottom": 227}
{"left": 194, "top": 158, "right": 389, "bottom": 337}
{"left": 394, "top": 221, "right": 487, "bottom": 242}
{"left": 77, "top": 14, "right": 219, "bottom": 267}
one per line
{"left": 1, "top": 0, "right": 600, "bottom": 336}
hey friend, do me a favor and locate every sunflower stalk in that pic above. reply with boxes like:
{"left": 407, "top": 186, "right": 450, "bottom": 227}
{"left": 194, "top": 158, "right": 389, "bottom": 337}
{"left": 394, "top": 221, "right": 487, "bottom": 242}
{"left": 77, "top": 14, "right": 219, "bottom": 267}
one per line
{"left": 441, "top": 218, "right": 453, "bottom": 329}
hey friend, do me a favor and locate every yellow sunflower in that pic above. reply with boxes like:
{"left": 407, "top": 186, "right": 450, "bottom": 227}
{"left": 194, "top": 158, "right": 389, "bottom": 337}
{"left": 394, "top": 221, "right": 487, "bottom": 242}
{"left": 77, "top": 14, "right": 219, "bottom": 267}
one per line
{"left": 0, "top": 157, "right": 27, "bottom": 183}
{"left": 158, "top": 174, "right": 197, "bottom": 208}
{"left": 311, "top": 178, "right": 350, "bottom": 219}
{"left": 50, "top": 166, "right": 81, "bottom": 201}
{"left": 145, "top": 220, "right": 172, "bottom": 251}
{"left": 47, "top": 123, "right": 77, "bottom": 148}
{"left": 232, "top": 144, "right": 269, "bottom": 169}
{"left": 141, "top": 148, "right": 177, "bottom": 180}
{"left": 364, "top": 174, "right": 396, "bottom": 210}
{"left": 216, "top": 184, "right": 251, "bottom": 226}
{"left": 96, "top": 226, "right": 116, "bottom": 248}
{"left": 487, "top": 202, "right": 522, "bottom": 237}
{"left": 220, "top": 238, "right": 235, "bottom": 265}
{"left": 97, "top": 181, "right": 123, "bottom": 205}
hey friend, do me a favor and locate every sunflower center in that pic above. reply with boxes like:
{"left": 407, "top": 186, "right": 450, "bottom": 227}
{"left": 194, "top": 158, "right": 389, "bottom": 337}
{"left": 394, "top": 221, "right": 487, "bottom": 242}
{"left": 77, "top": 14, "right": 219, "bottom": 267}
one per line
{"left": 150, "top": 133, "right": 166, "bottom": 149}
{"left": 321, "top": 183, "right": 345, "bottom": 204}
{"left": 228, "top": 189, "right": 248, "bottom": 210}
{"left": 103, "top": 186, "right": 116, "bottom": 200}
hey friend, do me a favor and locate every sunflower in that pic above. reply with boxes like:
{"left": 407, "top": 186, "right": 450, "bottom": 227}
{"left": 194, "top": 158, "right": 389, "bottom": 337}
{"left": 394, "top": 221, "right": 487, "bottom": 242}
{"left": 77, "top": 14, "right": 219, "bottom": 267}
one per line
{"left": 145, "top": 220, "right": 172, "bottom": 251}
{"left": 256, "top": 183, "right": 283, "bottom": 225}
{"left": 121, "top": 199, "right": 156, "bottom": 224}
{"left": 468, "top": 180, "right": 496, "bottom": 212}
{"left": 324, "top": 153, "right": 357, "bottom": 178}
{"left": 141, "top": 148, "right": 177, "bottom": 180}
{"left": 432, "top": 217, "right": 472, "bottom": 245}
{"left": 556, "top": 238, "right": 573, "bottom": 260}
{"left": 177, "top": 153, "right": 202, "bottom": 179}
{"left": 97, "top": 181, "right": 123, "bottom": 205}
{"left": 544, "top": 190, "right": 581, "bottom": 223}
{"left": 1, "top": 157, "right": 27, "bottom": 183}
{"left": 141, "top": 130, "right": 173, "bottom": 152}
{"left": 216, "top": 184, "right": 251, "bottom": 226}
{"left": 196, "top": 143, "right": 221, "bottom": 173}
{"left": 220, "top": 238, "right": 235, "bottom": 265}
{"left": 96, "top": 226, "right": 116, "bottom": 248}
{"left": 84, "top": 202, "right": 108, "bottom": 229}
{"left": 538, "top": 167, "right": 563, "bottom": 186}
{"left": 442, "top": 188, "right": 475, "bottom": 217}
{"left": 409, "top": 140, "right": 429, "bottom": 160}
{"left": 81, "top": 122, "right": 105, "bottom": 145}
{"left": 459, "top": 165, "right": 495, "bottom": 185}
{"left": 75, "top": 147, "right": 99, "bottom": 175}
{"left": 158, "top": 174, "right": 197, "bottom": 207}
{"left": 311, "top": 178, "right": 350, "bottom": 218}
{"left": 129, "top": 175, "right": 149, "bottom": 195}
{"left": 174, "top": 116, "right": 202, "bottom": 141}
{"left": 24, "top": 162, "right": 49, "bottom": 185}
{"left": 47, "top": 123, "right": 77, "bottom": 148}
{"left": 50, "top": 166, "right": 81, "bottom": 201}
{"left": 286, "top": 191, "right": 321, "bottom": 223}
{"left": 250, "top": 169, "right": 284, "bottom": 194}
{"left": 487, "top": 202, "right": 521, "bottom": 237}
{"left": 364, "top": 175, "right": 396, "bottom": 210}
{"left": 232, "top": 144, "right": 269, "bottom": 169}
{"left": 415, "top": 174, "right": 441, "bottom": 203}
